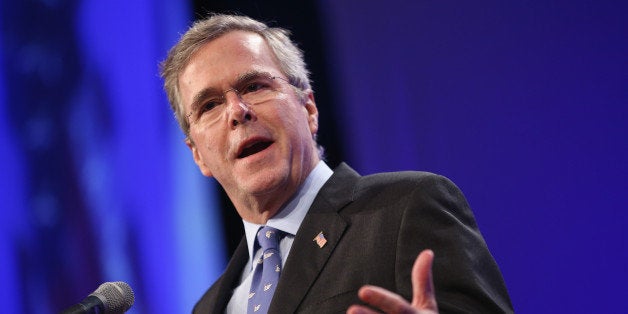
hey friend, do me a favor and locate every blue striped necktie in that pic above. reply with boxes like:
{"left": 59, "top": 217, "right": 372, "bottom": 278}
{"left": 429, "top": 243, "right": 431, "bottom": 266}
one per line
{"left": 248, "top": 226, "right": 282, "bottom": 313}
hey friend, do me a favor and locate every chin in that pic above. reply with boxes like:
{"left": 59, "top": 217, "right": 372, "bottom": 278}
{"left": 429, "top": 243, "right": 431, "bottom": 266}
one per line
{"left": 240, "top": 166, "right": 291, "bottom": 195}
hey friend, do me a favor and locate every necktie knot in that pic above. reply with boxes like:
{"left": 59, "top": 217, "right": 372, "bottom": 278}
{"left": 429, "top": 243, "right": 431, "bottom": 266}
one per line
{"left": 257, "top": 226, "right": 281, "bottom": 251}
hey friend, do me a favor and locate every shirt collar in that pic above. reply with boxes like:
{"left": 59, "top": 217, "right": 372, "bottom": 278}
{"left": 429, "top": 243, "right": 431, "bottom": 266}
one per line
{"left": 242, "top": 160, "right": 333, "bottom": 263}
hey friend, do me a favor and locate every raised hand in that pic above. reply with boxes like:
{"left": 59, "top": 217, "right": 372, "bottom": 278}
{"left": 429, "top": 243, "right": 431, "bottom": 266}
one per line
{"left": 347, "top": 250, "right": 438, "bottom": 314}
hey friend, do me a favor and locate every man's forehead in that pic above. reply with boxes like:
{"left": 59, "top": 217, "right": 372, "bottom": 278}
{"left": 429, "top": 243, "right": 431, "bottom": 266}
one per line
{"left": 178, "top": 31, "right": 280, "bottom": 107}
{"left": 183, "top": 31, "right": 276, "bottom": 80}
{"left": 194, "top": 31, "right": 267, "bottom": 66}
{"left": 229, "top": 30, "right": 267, "bottom": 55}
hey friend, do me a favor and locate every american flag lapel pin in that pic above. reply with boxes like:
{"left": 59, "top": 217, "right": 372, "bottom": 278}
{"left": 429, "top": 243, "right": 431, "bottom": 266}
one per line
{"left": 313, "top": 231, "right": 327, "bottom": 248}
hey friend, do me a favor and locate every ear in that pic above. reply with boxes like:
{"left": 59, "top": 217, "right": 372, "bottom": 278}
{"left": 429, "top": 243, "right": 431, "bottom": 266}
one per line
{"left": 185, "top": 138, "right": 213, "bottom": 177}
{"left": 303, "top": 90, "right": 319, "bottom": 136}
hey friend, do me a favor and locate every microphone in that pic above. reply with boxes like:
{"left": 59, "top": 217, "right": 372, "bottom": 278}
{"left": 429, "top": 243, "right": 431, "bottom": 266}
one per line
{"left": 60, "top": 281, "right": 135, "bottom": 314}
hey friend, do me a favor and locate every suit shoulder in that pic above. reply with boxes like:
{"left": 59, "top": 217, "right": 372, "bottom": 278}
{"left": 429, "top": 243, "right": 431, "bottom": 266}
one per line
{"left": 359, "top": 170, "right": 459, "bottom": 193}
{"left": 363, "top": 170, "right": 442, "bottom": 180}
{"left": 355, "top": 170, "right": 471, "bottom": 218}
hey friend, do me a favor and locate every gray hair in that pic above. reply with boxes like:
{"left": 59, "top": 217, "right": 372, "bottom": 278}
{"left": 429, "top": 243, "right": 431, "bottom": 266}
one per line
{"left": 160, "top": 14, "right": 312, "bottom": 137}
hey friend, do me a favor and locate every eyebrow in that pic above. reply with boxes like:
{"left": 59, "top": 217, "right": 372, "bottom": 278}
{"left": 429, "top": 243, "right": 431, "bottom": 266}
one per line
{"left": 189, "top": 70, "right": 275, "bottom": 115}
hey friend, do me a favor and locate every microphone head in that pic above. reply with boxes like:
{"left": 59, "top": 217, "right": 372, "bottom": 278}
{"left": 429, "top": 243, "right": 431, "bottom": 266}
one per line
{"left": 90, "top": 281, "right": 135, "bottom": 313}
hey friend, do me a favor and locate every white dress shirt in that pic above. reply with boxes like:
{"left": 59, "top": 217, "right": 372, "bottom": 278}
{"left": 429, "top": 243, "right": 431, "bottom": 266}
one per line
{"left": 225, "top": 161, "right": 333, "bottom": 313}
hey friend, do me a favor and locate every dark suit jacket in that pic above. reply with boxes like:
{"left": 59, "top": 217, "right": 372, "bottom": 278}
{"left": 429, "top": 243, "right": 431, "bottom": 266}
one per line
{"left": 194, "top": 163, "right": 513, "bottom": 313}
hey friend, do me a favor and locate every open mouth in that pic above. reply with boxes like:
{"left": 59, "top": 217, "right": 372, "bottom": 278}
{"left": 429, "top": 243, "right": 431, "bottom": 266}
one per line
{"left": 237, "top": 141, "right": 273, "bottom": 159}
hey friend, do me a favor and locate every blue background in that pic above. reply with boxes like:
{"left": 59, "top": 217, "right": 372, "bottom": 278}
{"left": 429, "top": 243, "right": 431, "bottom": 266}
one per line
{"left": 1, "top": 1, "right": 626, "bottom": 313}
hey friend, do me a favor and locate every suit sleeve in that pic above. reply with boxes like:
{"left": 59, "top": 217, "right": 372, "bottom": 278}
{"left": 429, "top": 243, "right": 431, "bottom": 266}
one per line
{"left": 395, "top": 173, "right": 514, "bottom": 313}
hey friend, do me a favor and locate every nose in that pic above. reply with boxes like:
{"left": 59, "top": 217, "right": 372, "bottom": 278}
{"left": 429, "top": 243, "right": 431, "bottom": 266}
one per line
{"left": 225, "top": 89, "right": 255, "bottom": 127}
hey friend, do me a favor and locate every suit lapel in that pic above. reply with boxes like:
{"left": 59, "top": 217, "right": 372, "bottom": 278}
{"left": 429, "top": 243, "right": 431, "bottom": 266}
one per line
{"left": 268, "top": 163, "right": 360, "bottom": 313}
{"left": 208, "top": 238, "right": 248, "bottom": 313}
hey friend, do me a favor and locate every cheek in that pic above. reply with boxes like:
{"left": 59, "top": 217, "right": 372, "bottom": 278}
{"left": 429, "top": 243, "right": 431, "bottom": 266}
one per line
{"left": 269, "top": 99, "right": 310, "bottom": 130}
{"left": 270, "top": 110, "right": 306, "bottom": 140}
{"left": 191, "top": 129, "right": 220, "bottom": 157}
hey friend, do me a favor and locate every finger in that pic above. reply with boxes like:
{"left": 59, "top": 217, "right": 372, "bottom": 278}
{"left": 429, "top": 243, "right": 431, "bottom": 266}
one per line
{"left": 346, "top": 304, "right": 380, "bottom": 314}
{"left": 357, "top": 285, "right": 415, "bottom": 313}
{"left": 411, "top": 250, "right": 438, "bottom": 310}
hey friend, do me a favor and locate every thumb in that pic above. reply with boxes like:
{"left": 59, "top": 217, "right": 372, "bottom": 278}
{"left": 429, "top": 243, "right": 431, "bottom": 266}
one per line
{"left": 411, "top": 249, "right": 438, "bottom": 311}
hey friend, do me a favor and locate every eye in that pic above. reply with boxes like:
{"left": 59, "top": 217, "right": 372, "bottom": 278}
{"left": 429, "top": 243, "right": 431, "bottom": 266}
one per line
{"left": 241, "top": 80, "right": 271, "bottom": 94}
{"left": 198, "top": 98, "right": 221, "bottom": 114}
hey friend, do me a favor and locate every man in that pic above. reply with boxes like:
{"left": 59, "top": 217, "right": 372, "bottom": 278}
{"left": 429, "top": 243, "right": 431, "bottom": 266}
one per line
{"left": 161, "top": 14, "right": 513, "bottom": 313}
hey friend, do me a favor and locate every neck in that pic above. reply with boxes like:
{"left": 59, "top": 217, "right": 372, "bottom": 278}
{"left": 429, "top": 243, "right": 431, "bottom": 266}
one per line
{"left": 233, "top": 159, "right": 320, "bottom": 225}
{"left": 236, "top": 195, "right": 288, "bottom": 224}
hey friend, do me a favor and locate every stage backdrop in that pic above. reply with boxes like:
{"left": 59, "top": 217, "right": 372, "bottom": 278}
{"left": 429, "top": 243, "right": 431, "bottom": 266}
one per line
{"left": 0, "top": 0, "right": 226, "bottom": 313}
{"left": 321, "top": 1, "right": 627, "bottom": 313}
{"left": 1, "top": 1, "right": 626, "bottom": 313}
